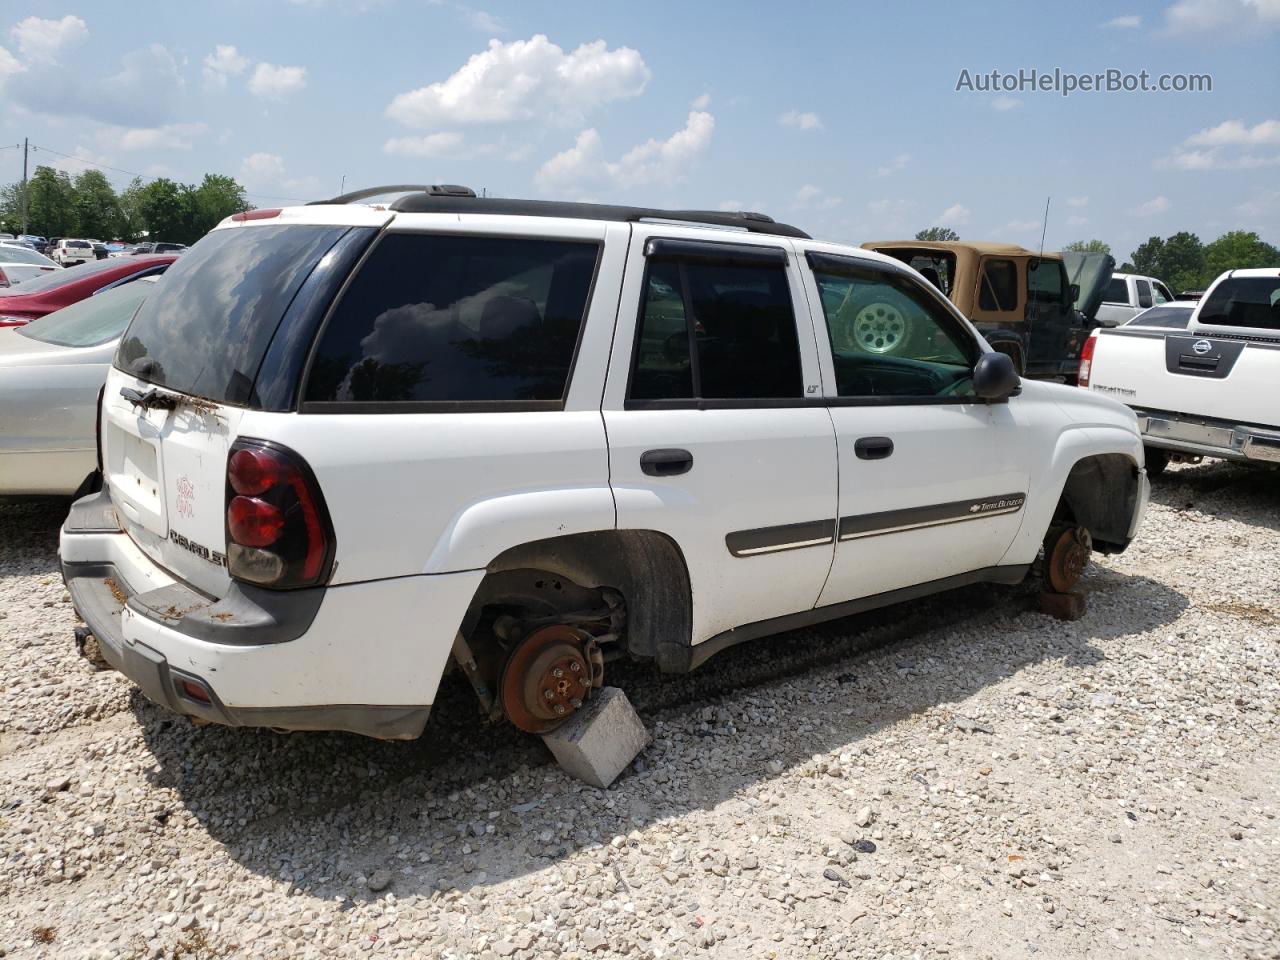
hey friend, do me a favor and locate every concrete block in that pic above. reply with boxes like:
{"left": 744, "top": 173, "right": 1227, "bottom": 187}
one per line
{"left": 541, "top": 686, "right": 650, "bottom": 789}
{"left": 1038, "top": 590, "right": 1087, "bottom": 621}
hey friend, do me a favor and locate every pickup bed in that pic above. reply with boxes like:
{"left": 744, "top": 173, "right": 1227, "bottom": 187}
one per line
{"left": 1083, "top": 268, "right": 1280, "bottom": 470}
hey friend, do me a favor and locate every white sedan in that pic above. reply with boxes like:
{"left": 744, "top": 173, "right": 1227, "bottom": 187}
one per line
{"left": 0, "top": 242, "right": 60, "bottom": 285}
{"left": 0, "top": 276, "right": 157, "bottom": 497}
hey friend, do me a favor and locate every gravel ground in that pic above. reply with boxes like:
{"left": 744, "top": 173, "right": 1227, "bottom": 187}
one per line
{"left": 1, "top": 460, "right": 1278, "bottom": 960}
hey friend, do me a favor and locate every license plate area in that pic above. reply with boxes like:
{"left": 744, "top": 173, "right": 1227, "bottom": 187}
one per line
{"left": 106, "top": 418, "right": 166, "bottom": 535}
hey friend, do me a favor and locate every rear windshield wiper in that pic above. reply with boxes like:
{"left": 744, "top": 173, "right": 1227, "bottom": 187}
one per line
{"left": 119, "top": 386, "right": 178, "bottom": 411}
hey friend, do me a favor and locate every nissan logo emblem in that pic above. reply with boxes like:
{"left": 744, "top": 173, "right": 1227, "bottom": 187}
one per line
{"left": 1192, "top": 339, "right": 1212, "bottom": 356}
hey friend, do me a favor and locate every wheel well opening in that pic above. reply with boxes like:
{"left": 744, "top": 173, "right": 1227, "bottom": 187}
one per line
{"left": 1054, "top": 453, "right": 1141, "bottom": 555}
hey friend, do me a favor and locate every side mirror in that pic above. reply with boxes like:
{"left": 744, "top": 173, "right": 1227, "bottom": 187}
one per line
{"left": 1069, "top": 283, "right": 1080, "bottom": 304}
{"left": 973, "top": 351, "right": 1020, "bottom": 401}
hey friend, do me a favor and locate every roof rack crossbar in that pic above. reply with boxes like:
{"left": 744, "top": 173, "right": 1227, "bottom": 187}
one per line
{"left": 310, "top": 184, "right": 476, "bottom": 206}
{"left": 380, "top": 194, "right": 810, "bottom": 239}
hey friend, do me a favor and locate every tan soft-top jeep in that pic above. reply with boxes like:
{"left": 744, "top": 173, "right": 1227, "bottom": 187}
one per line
{"left": 861, "top": 241, "right": 1113, "bottom": 379}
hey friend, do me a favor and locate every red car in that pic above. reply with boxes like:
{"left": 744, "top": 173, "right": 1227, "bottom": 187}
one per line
{"left": 0, "top": 255, "right": 175, "bottom": 327}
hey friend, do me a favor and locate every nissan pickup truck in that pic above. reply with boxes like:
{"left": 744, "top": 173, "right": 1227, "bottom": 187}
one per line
{"left": 61, "top": 186, "right": 1149, "bottom": 741}
{"left": 1081, "top": 268, "right": 1280, "bottom": 474}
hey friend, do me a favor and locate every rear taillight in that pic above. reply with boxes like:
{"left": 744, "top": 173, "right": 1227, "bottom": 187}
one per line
{"left": 0, "top": 267, "right": 9, "bottom": 288}
{"left": 1078, "top": 331, "right": 1098, "bottom": 387}
{"left": 225, "top": 439, "right": 334, "bottom": 589}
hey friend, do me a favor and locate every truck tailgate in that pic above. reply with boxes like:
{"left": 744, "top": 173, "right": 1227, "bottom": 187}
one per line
{"left": 1088, "top": 328, "right": 1280, "bottom": 428}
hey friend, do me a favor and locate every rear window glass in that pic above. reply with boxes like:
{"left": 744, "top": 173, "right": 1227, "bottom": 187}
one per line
{"left": 0, "top": 256, "right": 126, "bottom": 296}
{"left": 0, "top": 245, "right": 51, "bottom": 265}
{"left": 117, "top": 224, "right": 349, "bottom": 405}
{"left": 304, "top": 233, "right": 598, "bottom": 406}
{"left": 1103, "top": 277, "right": 1127, "bottom": 302}
{"left": 1197, "top": 276, "right": 1280, "bottom": 330}
{"left": 17, "top": 279, "right": 154, "bottom": 347}
{"left": 630, "top": 257, "right": 802, "bottom": 401}
{"left": 68, "top": 240, "right": 91, "bottom": 249}
{"left": 978, "top": 259, "right": 1017, "bottom": 311}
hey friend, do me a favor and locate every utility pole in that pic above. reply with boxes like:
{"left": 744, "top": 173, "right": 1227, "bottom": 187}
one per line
{"left": 20, "top": 137, "right": 28, "bottom": 237}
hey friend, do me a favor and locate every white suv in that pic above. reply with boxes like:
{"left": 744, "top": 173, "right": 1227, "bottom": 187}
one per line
{"left": 61, "top": 185, "right": 1150, "bottom": 740}
{"left": 52, "top": 238, "right": 95, "bottom": 267}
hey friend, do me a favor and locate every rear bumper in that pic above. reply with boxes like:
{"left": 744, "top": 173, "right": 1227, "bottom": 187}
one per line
{"left": 1137, "top": 410, "right": 1280, "bottom": 465}
{"left": 61, "top": 491, "right": 486, "bottom": 739}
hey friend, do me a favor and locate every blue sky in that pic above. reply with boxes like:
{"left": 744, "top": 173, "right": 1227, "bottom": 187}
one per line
{"left": 0, "top": 0, "right": 1277, "bottom": 261}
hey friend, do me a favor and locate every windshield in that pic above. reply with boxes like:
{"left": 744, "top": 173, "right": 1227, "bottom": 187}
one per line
{"left": 1124, "top": 305, "right": 1193, "bottom": 329}
{"left": 117, "top": 224, "right": 350, "bottom": 405}
{"left": 0, "top": 245, "right": 54, "bottom": 266}
{"left": 16, "top": 278, "right": 155, "bottom": 347}
{"left": 0, "top": 257, "right": 134, "bottom": 296}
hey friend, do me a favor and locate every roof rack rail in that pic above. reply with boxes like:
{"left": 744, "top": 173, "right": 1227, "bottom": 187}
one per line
{"left": 309, "top": 184, "right": 476, "bottom": 206}
{"left": 380, "top": 193, "right": 810, "bottom": 239}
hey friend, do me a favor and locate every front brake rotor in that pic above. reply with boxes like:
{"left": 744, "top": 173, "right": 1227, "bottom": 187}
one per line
{"left": 499, "top": 624, "right": 600, "bottom": 734}
{"left": 1045, "top": 525, "right": 1093, "bottom": 593}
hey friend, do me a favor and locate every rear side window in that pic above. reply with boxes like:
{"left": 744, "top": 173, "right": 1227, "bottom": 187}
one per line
{"left": 629, "top": 253, "right": 802, "bottom": 402}
{"left": 1198, "top": 276, "right": 1280, "bottom": 330}
{"left": 117, "top": 224, "right": 351, "bottom": 405}
{"left": 978, "top": 259, "right": 1017, "bottom": 311}
{"left": 1103, "top": 277, "right": 1128, "bottom": 303}
{"left": 303, "top": 234, "right": 598, "bottom": 408}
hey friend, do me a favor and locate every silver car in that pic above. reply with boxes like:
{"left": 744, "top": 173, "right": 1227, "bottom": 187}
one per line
{"left": 0, "top": 277, "right": 157, "bottom": 497}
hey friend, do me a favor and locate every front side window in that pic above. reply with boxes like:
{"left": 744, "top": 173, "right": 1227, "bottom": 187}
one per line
{"left": 978, "top": 259, "right": 1018, "bottom": 312}
{"left": 1152, "top": 281, "right": 1173, "bottom": 304}
{"left": 811, "top": 258, "right": 977, "bottom": 398}
{"left": 1027, "top": 260, "right": 1065, "bottom": 304}
{"left": 305, "top": 233, "right": 598, "bottom": 406}
{"left": 1197, "top": 276, "right": 1280, "bottom": 330}
{"left": 629, "top": 255, "right": 802, "bottom": 402}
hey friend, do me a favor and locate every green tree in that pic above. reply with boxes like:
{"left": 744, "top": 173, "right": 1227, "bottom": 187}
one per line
{"left": 1129, "top": 236, "right": 1164, "bottom": 277}
{"left": 1127, "top": 232, "right": 1205, "bottom": 292}
{"left": 25, "top": 166, "right": 78, "bottom": 237}
{"left": 915, "top": 226, "right": 960, "bottom": 242}
{"left": 187, "top": 174, "right": 249, "bottom": 238}
{"left": 117, "top": 178, "right": 147, "bottom": 242}
{"left": 1202, "top": 231, "right": 1280, "bottom": 281}
{"left": 72, "top": 170, "right": 122, "bottom": 240}
{"left": 1062, "top": 239, "right": 1110, "bottom": 254}
{"left": 135, "top": 178, "right": 188, "bottom": 243}
{"left": 0, "top": 182, "right": 22, "bottom": 235}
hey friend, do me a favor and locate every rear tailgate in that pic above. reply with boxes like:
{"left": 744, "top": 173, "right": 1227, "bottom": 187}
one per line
{"left": 102, "top": 207, "right": 388, "bottom": 594}
{"left": 1089, "top": 327, "right": 1280, "bottom": 428}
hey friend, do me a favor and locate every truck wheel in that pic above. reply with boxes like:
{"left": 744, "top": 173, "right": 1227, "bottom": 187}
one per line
{"left": 1144, "top": 446, "right": 1169, "bottom": 477}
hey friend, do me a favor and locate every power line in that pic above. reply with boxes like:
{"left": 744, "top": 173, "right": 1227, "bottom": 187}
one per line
{"left": 26, "top": 142, "right": 311, "bottom": 204}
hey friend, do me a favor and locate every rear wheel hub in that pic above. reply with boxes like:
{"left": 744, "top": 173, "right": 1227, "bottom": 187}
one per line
{"left": 1045, "top": 525, "right": 1092, "bottom": 593}
{"left": 500, "top": 624, "right": 600, "bottom": 733}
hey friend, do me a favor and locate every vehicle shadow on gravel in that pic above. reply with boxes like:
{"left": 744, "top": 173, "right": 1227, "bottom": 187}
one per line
{"left": 134, "top": 563, "right": 1189, "bottom": 903}
{"left": 1149, "top": 460, "right": 1280, "bottom": 531}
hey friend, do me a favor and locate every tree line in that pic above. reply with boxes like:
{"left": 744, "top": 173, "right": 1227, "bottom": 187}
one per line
{"left": 915, "top": 226, "right": 1278, "bottom": 293}
{"left": 0, "top": 166, "right": 252, "bottom": 246}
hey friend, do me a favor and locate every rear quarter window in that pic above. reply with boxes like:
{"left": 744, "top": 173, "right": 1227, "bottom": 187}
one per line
{"left": 303, "top": 233, "right": 599, "bottom": 409}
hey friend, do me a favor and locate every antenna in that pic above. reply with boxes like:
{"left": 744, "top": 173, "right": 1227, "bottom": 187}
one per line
{"left": 1038, "top": 196, "right": 1051, "bottom": 257}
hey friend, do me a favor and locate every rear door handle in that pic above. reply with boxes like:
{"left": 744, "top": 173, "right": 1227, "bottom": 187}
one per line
{"left": 640, "top": 448, "right": 694, "bottom": 477}
{"left": 854, "top": 436, "right": 894, "bottom": 460}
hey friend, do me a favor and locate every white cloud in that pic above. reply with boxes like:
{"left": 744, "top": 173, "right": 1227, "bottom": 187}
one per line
{"left": 1167, "top": 148, "right": 1280, "bottom": 169}
{"left": 536, "top": 111, "right": 715, "bottom": 190}
{"left": 717, "top": 199, "right": 743, "bottom": 212}
{"left": 1235, "top": 189, "right": 1280, "bottom": 218}
{"left": 13, "top": 44, "right": 184, "bottom": 128}
{"left": 1005, "top": 219, "right": 1042, "bottom": 231}
{"left": 691, "top": 92, "right": 711, "bottom": 110}
{"left": 1065, "top": 196, "right": 1090, "bottom": 207}
{"left": 1067, "top": 214, "right": 1089, "bottom": 226}
{"left": 241, "top": 152, "right": 287, "bottom": 185}
{"left": 1132, "top": 195, "right": 1171, "bottom": 216}
{"left": 991, "top": 96, "right": 1022, "bottom": 111}
{"left": 460, "top": 7, "right": 507, "bottom": 33}
{"left": 203, "top": 45, "right": 248, "bottom": 90}
{"left": 98, "top": 122, "right": 209, "bottom": 152}
{"left": 780, "top": 110, "right": 823, "bottom": 130}
{"left": 383, "top": 132, "right": 464, "bottom": 157}
{"left": 937, "top": 203, "right": 971, "bottom": 226}
{"left": 1103, "top": 14, "right": 1142, "bottom": 26}
{"left": 876, "top": 153, "right": 911, "bottom": 177}
{"left": 10, "top": 15, "right": 87, "bottom": 63}
{"left": 387, "top": 35, "right": 649, "bottom": 128}
{"left": 608, "top": 111, "right": 714, "bottom": 187}
{"left": 1164, "top": 0, "right": 1280, "bottom": 33}
{"left": 0, "top": 46, "right": 22, "bottom": 90}
{"left": 794, "top": 184, "right": 843, "bottom": 209}
{"left": 1185, "top": 118, "right": 1280, "bottom": 146}
{"left": 249, "top": 62, "right": 308, "bottom": 100}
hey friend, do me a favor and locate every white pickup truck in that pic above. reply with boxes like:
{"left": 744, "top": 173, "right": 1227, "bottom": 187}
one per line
{"left": 1095, "top": 272, "right": 1177, "bottom": 328}
{"left": 1081, "top": 268, "right": 1280, "bottom": 473}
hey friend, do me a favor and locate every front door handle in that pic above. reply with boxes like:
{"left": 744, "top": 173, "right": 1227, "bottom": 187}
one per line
{"left": 641, "top": 448, "right": 694, "bottom": 477}
{"left": 854, "top": 436, "right": 894, "bottom": 460}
